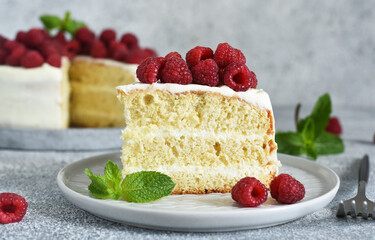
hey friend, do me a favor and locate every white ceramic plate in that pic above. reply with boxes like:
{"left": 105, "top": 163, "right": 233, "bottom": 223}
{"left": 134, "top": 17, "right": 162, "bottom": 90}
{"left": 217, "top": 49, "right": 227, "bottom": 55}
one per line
{"left": 57, "top": 152, "right": 339, "bottom": 232}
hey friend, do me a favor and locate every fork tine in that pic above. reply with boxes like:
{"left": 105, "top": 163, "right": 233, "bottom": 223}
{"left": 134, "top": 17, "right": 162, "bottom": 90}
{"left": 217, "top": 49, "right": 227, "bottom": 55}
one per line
{"left": 368, "top": 202, "right": 374, "bottom": 219}
{"left": 350, "top": 200, "right": 357, "bottom": 218}
{"left": 337, "top": 201, "right": 347, "bottom": 218}
{"left": 362, "top": 201, "right": 368, "bottom": 219}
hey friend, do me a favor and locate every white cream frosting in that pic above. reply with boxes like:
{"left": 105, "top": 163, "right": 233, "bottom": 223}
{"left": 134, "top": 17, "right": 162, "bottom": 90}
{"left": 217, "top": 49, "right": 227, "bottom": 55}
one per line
{"left": 73, "top": 55, "right": 138, "bottom": 76}
{"left": 0, "top": 58, "right": 69, "bottom": 129}
{"left": 117, "top": 83, "right": 273, "bottom": 110}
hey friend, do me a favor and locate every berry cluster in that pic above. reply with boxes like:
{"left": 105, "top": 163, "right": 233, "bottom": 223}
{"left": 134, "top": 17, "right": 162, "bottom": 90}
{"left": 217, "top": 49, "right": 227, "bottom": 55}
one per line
{"left": 0, "top": 192, "right": 28, "bottom": 224}
{"left": 136, "top": 43, "right": 257, "bottom": 92}
{"left": 231, "top": 174, "right": 305, "bottom": 207}
{"left": 0, "top": 27, "right": 157, "bottom": 69}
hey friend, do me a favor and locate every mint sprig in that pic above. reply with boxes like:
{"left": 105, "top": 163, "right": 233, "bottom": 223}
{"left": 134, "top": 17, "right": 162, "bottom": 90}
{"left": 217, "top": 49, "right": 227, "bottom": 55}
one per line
{"left": 85, "top": 160, "right": 175, "bottom": 203}
{"left": 275, "top": 93, "right": 344, "bottom": 160}
{"left": 40, "top": 11, "right": 86, "bottom": 37}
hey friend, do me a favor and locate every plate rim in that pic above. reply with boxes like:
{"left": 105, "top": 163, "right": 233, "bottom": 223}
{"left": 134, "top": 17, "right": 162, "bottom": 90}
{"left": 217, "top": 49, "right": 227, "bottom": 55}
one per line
{"left": 57, "top": 152, "right": 340, "bottom": 231}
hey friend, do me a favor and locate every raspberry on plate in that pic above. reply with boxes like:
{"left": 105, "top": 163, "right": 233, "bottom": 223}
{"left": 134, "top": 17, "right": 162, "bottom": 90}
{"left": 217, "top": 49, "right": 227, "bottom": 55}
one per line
{"left": 191, "top": 59, "right": 220, "bottom": 86}
{"left": 270, "top": 174, "right": 305, "bottom": 204}
{"left": 136, "top": 57, "right": 166, "bottom": 84}
{"left": 223, "top": 63, "right": 257, "bottom": 91}
{"left": 325, "top": 117, "right": 342, "bottom": 136}
{"left": 231, "top": 177, "right": 268, "bottom": 207}
{"left": 161, "top": 57, "right": 193, "bottom": 85}
{"left": 185, "top": 46, "right": 214, "bottom": 68}
{"left": 213, "top": 43, "right": 246, "bottom": 69}
{"left": 0, "top": 192, "right": 28, "bottom": 224}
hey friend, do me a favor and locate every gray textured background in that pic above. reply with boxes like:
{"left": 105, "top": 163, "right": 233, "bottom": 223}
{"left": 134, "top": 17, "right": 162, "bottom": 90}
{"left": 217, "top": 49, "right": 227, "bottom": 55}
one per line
{"left": 1, "top": 0, "right": 374, "bottom": 109}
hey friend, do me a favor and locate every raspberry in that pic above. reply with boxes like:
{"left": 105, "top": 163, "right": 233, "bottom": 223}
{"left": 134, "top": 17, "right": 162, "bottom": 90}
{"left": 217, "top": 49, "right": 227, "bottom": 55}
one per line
{"left": 0, "top": 49, "right": 7, "bottom": 64}
{"left": 25, "top": 28, "right": 45, "bottom": 48}
{"left": 15, "top": 31, "right": 27, "bottom": 44}
{"left": 46, "top": 54, "right": 62, "bottom": 67}
{"left": 191, "top": 59, "right": 220, "bottom": 86}
{"left": 231, "top": 177, "right": 268, "bottom": 207}
{"left": 125, "top": 48, "right": 149, "bottom": 64}
{"left": 20, "top": 50, "right": 44, "bottom": 68}
{"left": 213, "top": 43, "right": 246, "bottom": 68}
{"left": 0, "top": 193, "right": 28, "bottom": 224}
{"left": 100, "top": 29, "right": 116, "bottom": 45}
{"left": 63, "top": 40, "right": 80, "bottom": 59}
{"left": 39, "top": 42, "right": 60, "bottom": 58}
{"left": 53, "top": 31, "right": 67, "bottom": 45}
{"left": 325, "top": 117, "right": 342, "bottom": 135}
{"left": 109, "top": 41, "right": 128, "bottom": 60}
{"left": 186, "top": 46, "right": 214, "bottom": 68}
{"left": 120, "top": 33, "right": 139, "bottom": 50}
{"left": 144, "top": 48, "right": 158, "bottom": 58}
{"left": 165, "top": 51, "right": 182, "bottom": 59}
{"left": 136, "top": 57, "right": 166, "bottom": 83}
{"left": 160, "top": 57, "right": 193, "bottom": 84}
{"left": 75, "top": 27, "right": 95, "bottom": 44}
{"left": 270, "top": 174, "right": 305, "bottom": 204}
{"left": 90, "top": 40, "right": 108, "bottom": 58}
{"left": 0, "top": 35, "right": 7, "bottom": 47}
{"left": 223, "top": 63, "right": 257, "bottom": 91}
{"left": 3, "top": 40, "right": 22, "bottom": 53}
{"left": 5, "top": 46, "right": 26, "bottom": 66}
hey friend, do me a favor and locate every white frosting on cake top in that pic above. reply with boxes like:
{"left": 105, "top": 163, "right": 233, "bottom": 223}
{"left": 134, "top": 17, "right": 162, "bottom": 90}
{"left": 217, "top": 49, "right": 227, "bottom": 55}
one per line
{"left": 117, "top": 82, "right": 273, "bottom": 110}
{"left": 73, "top": 56, "right": 138, "bottom": 76}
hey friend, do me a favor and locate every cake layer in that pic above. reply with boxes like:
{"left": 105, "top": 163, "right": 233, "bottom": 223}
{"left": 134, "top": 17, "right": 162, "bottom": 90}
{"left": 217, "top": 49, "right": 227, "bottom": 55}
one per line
{"left": 69, "top": 57, "right": 137, "bottom": 127}
{"left": 0, "top": 58, "right": 70, "bottom": 129}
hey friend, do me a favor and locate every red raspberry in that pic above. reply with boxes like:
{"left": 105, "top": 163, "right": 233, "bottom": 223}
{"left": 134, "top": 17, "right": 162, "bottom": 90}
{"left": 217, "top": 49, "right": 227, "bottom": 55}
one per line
{"left": 53, "top": 31, "right": 67, "bottom": 45}
{"left": 0, "top": 49, "right": 7, "bottom": 64}
{"left": 270, "top": 174, "right": 305, "bottom": 204}
{"left": 165, "top": 51, "right": 182, "bottom": 59}
{"left": 75, "top": 27, "right": 95, "bottom": 44}
{"left": 191, "top": 59, "right": 220, "bottom": 86}
{"left": 15, "top": 31, "right": 27, "bottom": 44}
{"left": 0, "top": 192, "right": 28, "bottom": 224}
{"left": 136, "top": 57, "right": 166, "bottom": 83}
{"left": 223, "top": 63, "right": 257, "bottom": 91}
{"left": 46, "top": 54, "right": 62, "bottom": 67}
{"left": 90, "top": 40, "right": 108, "bottom": 58}
{"left": 213, "top": 43, "right": 246, "bottom": 68}
{"left": 39, "top": 42, "right": 59, "bottom": 58}
{"left": 3, "top": 40, "right": 23, "bottom": 53}
{"left": 325, "top": 117, "right": 342, "bottom": 135}
{"left": 144, "top": 48, "right": 158, "bottom": 58}
{"left": 5, "top": 46, "right": 26, "bottom": 66}
{"left": 120, "top": 33, "right": 139, "bottom": 50}
{"left": 125, "top": 48, "right": 149, "bottom": 64}
{"left": 109, "top": 41, "right": 128, "bottom": 60}
{"left": 25, "top": 28, "right": 45, "bottom": 48}
{"left": 231, "top": 177, "right": 268, "bottom": 207}
{"left": 0, "top": 35, "right": 7, "bottom": 47}
{"left": 100, "top": 29, "right": 116, "bottom": 45}
{"left": 161, "top": 57, "right": 193, "bottom": 84}
{"left": 63, "top": 40, "right": 80, "bottom": 59}
{"left": 185, "top": 46, "right": 214, "bottom": 68}
{"left": 21, "top": 50, "right": 44, "bottom": 68}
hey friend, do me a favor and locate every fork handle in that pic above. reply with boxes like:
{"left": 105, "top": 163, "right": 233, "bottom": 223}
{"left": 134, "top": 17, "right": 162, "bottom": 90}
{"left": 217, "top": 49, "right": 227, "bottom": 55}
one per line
{"left": 359, "top": 154, "right": 369, "bottom": 183}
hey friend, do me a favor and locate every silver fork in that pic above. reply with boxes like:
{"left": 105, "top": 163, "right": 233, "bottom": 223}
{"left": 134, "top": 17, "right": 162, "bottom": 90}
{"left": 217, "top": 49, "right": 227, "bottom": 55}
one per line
{"left": 337, "top": 154, "right": 373, "bottom": 219}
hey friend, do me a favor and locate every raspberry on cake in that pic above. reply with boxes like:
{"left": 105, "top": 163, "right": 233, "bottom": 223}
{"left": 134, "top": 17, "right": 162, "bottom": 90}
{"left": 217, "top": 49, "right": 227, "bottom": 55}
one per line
{"left": 116, "top": 43, "right": 279, "bottom": 194}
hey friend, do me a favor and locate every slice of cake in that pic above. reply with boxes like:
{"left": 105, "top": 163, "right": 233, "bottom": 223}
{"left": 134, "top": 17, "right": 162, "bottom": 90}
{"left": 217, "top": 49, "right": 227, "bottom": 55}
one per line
{"left": 117, "top": 83, "right": 278, "bottom": 194}
{"left": 0, "top": 58, "right": 70, "bottom": 129}
{"left": 69, "top": 56, "right": 138, "bottom": 127}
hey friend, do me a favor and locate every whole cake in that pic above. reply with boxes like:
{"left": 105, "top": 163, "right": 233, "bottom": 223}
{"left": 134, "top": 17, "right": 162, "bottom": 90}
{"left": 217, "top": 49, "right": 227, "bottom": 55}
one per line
{"left": 117, "top": 43, "right": 279, "bottom": 194}
{"left": 0, "top": 12, "right": 157, "bottom": 129}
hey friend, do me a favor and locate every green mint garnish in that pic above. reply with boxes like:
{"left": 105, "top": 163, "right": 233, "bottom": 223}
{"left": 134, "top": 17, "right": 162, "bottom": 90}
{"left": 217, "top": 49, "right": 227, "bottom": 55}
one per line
{"left": 121, "top": 171, "right": 175, "bottom": 203}
{"left": 275, "top": 93, "right": 344, "bottom": 160}
{"left": 85, "top": 160, "right": 175, "bottom": 203}
{"left": 40, "top": 11, "right": 86, "bottom": 37}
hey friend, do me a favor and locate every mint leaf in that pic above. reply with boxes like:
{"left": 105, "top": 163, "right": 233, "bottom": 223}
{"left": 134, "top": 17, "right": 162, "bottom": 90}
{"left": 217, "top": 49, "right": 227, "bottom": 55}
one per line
{"left": 301, "top": 117, "right": 315, "bottom": 142}
{"left": 104, "top": 160, "right": 122, "bottom": 200}
{"left": 85, "top": 168, "right": 114, "bottom": 199}
{"left": 121, "top": 171, "right": 175, "bottom": 203}
{"left": 314, "top": 132, "right": 345, "bottom": 155}
{"left": 275, "top": 132, "right": 305, "bottom": 156}
{"left": 40, "top": 15, "right": 62, "bottom": 31}
{"left": 298, "top": 93, "right": 331, "bottom": 137}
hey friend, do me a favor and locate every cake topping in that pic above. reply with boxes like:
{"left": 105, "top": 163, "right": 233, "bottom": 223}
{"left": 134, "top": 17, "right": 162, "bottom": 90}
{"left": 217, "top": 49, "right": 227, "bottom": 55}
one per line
{"left": 137, "top": 43, "right": 257, "bottom": 91}
{"left": 231, "top": 177, "right": 268, "bottom": 207}
{"left": 99, "top": 29, "right": 116, "bottom": 45}
{"left": 270, "top": 174, "right": 305, "bottom": 204}
{"left": 136, "top": 57, "right": 166, "bottom": 84}
{"left": 21, "top": 50, "right": 44, "bottom": 68}
{"left": 0, "top": 192, "right": 28, "bottom": 224}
